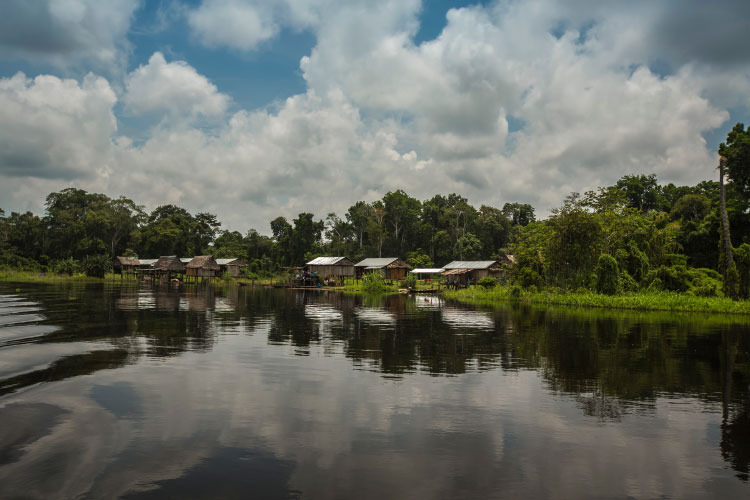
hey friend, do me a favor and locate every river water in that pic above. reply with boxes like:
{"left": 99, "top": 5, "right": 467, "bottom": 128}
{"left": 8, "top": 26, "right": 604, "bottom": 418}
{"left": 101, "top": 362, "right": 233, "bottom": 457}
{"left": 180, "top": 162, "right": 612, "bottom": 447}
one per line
{"left": 0, "top": 282, "right": 748, "bottom": 499}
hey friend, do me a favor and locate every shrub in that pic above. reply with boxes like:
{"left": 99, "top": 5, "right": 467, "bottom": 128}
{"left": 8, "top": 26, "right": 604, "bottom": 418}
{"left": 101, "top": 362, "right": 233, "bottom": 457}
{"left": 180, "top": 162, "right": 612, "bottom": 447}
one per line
{"left": 362, "top": 272, "right": 388, "bottom": 293}
{"left": 477, "top": 277, "right": 498, "bottom": 289}
{"left": 52, "top": 257, "right": 79, "bottom": 276}
{"left": 509, "top": 285, "right": 522, "bottom": 300}
{"left": 404, "top": 274, "right": 417, "bottom": 289}
{"left": 596, "top": 254, "right": 619, "bottom": 295}
{"left": 619, "top": 271, "right": 638, "bottom": 292}
{"left": 81, "top": 255, "right": 111, "bottom": 278}
{"left": 515, "top": 267, "right": 542, "bottom": 288}
{"left": 734, "top": 243, "right": 750, "bottom": 298}
{"left": 647, "top": 277, "right": 663, "bottom": 292}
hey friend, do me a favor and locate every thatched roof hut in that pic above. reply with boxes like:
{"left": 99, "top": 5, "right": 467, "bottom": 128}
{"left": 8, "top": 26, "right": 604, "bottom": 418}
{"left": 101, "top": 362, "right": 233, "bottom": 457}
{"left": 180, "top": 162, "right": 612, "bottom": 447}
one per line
{"left": 113, "top": 256, "right": 140, "bottom": 276}
{"left": 154, "top": 255, "right": 185, "bottom": 273}
{"left": 186, "top": 255, "right": 220, "bottom": 278}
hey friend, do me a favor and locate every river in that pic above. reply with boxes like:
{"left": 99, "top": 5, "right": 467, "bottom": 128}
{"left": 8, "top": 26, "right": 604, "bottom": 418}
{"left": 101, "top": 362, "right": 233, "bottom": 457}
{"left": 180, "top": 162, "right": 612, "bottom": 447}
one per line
{"left": 0, "top": 282, "right": 748, "bottom": 499}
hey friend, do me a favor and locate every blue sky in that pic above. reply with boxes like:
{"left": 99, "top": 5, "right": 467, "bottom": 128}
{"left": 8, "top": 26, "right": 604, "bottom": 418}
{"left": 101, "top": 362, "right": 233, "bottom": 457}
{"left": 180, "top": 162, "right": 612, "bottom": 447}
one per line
{"left": 1, "top": 0, "right": 749, "bottom": 231}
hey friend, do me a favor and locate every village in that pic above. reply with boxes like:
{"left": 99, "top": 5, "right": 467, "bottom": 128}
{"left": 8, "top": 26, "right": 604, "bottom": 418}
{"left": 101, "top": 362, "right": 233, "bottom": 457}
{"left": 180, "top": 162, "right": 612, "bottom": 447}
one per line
{"left": 113, "top": 254, "right": 516, "bottom": 290}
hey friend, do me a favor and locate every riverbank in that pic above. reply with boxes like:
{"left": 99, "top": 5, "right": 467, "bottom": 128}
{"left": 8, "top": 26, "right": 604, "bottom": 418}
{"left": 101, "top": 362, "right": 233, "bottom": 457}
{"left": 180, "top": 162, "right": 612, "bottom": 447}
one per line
{"left": 0, "top": 270, "right": 117, "bottom": 283}
{"left": 443, "top": 285, "right": 750, "bottom": 315}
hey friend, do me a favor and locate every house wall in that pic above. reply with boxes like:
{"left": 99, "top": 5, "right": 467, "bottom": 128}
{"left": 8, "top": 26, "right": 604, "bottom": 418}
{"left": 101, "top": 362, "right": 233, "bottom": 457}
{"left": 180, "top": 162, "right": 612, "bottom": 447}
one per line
{"left": 309, "top": 264, "right": 354, "bottom": 278}
{"left": 386, "top": 267, "right": 407, "bottom": 280}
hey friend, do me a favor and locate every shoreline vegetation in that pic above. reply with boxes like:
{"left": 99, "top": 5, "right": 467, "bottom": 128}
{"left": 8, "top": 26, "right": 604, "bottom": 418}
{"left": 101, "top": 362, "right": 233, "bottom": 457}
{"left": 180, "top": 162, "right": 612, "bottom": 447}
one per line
{"left": 442, "top": 285, "right": 750, "bottom": 315}
{"left": 5, "top": 269, "right": 750, "bottom": 317}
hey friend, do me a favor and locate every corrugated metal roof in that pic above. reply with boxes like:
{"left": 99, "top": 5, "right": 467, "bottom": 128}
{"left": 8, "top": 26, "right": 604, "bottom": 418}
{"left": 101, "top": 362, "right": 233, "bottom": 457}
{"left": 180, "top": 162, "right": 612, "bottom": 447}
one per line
{"left": 138, "top": 259, "right": 157, "bottom": 266}
{"left": 355, "top": 257, "right": 399, "bottom": 268}
{"left": 443, "top": 260, "right": 499, "bottom": 269}
{"left": 410, "top": 268, "right": 444, "bottom": 274}
{"left": 306, "top": 256, "right": 349, "bottom": 266}
{"left": 180, "top": 258, "right": 191, "bottom": 264}
{"left": 216, "top": 258, "right": 241, "bottom": 265}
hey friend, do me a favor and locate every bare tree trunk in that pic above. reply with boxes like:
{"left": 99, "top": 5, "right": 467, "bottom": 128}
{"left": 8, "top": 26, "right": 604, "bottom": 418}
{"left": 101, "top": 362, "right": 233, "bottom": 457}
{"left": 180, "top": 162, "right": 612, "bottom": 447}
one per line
{"left": 719, "top": 155, "right": 738, "bottom": 298}
{"left": 720, "top": 156, "right": 734, "bottom": 270}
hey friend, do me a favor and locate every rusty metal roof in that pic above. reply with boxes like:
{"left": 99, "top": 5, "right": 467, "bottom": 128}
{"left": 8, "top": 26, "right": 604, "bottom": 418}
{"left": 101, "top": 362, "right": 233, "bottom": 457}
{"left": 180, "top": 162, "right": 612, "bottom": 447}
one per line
{"left": 443, "top": 268, "right": 472, "bottom": 275}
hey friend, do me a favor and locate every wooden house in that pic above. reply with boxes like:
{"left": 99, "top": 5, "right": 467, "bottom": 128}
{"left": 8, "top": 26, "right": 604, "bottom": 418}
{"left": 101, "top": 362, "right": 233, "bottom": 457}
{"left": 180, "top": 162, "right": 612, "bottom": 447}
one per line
{"left": 306, "top": 257, "right": 355, "bottom": 283}
{"left": 354, "top": 258, "right": 411, "bottom": 280}
{"left": 216, "top": 258, "right": 248, "bottom": 277}
{"left": 153, "top": 255, "right": 185, "bottom": 280}
{"left": 113, "top": 256, "right": 140, "bottom": 277}
{"left": 186, "top": 255, "right": 220, "bottom": 280}
{"left": 442, "top": 257, "right": 513, "bottom": 287}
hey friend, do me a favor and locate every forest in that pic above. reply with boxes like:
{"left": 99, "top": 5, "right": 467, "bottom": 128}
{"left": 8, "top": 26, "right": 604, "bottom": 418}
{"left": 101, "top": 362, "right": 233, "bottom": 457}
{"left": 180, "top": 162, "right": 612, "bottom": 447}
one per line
{"left": 1, "top": 123, "right": 749, "bottom": 298}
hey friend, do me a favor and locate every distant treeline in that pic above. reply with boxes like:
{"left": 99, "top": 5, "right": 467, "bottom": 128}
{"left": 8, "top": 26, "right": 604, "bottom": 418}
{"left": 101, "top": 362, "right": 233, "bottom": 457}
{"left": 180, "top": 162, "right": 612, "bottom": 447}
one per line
{"left": 1, "top": 124, "right": 749, "bottom": 292}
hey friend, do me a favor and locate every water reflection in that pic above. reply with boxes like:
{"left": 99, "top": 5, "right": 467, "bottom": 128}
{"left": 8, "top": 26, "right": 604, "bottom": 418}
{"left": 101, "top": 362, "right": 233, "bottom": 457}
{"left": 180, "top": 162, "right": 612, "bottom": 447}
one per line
{"left": 0, "top": 283, "right": 748, "bottom": 498}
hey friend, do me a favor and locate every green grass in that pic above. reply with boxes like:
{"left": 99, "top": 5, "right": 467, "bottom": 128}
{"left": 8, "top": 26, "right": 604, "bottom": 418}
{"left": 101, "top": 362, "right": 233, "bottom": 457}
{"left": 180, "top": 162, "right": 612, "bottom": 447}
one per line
{"left": 443, "top": 285, "right": 750, "bottom": 316}
{"left": 0, "top": 270, "right": 123, "bottom": 283}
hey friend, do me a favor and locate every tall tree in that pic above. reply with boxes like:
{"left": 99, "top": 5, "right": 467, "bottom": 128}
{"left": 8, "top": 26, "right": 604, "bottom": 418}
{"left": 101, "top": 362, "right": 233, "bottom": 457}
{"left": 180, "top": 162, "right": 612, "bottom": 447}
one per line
{"left": 720, "top": 123, "right": 750, "bottom": 199}
{"left": 383, "top": 190, "right": 421, "bottom": 255}
{"left": 345, "top": 201, "right": 371, "bottom": 250}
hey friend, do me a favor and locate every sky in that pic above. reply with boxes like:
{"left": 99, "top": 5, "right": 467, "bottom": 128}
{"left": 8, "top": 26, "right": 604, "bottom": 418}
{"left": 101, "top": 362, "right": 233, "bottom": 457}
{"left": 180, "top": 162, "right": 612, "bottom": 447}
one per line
{"left": 1, "top": 0, "right": 749, "bottom": 232}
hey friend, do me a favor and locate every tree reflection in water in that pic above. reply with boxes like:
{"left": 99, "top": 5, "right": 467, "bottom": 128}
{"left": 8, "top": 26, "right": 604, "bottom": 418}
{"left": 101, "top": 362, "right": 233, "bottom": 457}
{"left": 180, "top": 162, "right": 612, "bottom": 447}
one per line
{"left": 0, "top": 282, "right": 749, "bottom": 484}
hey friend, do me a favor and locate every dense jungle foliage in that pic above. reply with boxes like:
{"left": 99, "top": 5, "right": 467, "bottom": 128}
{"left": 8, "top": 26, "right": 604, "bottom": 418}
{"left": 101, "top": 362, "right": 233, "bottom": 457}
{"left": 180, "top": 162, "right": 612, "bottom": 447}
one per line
{"left": 1, "top": 124, "right": 749, "bottom": 294}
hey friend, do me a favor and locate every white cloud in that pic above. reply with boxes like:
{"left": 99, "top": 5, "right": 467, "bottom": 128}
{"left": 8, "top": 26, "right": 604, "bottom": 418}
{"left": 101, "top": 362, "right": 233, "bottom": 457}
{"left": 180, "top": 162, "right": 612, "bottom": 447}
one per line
{"left": 122, "top": 52, "right": 230, "bottom": 122}
{"left": 1, "top": 0, "right": 748, "bottom": 231}
{"left": 187, "top": 0, "right": 278, "bottom": 51}
{"left": 0, "top": 72, "right": 117, "bottom": 181}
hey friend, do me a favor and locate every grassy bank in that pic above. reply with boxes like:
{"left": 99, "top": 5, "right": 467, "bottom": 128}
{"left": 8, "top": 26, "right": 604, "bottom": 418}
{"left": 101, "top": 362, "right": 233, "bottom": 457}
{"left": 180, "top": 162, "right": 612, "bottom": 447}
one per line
{"left": 0, "top": 270, "right": 121, "bottom": 283}
{"left": 443, "top": 285, "right": 750, "bottom": 315}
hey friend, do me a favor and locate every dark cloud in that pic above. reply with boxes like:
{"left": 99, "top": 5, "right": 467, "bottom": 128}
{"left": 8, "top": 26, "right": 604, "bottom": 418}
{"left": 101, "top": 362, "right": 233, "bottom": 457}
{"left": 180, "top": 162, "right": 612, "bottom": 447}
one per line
{"left": 652, "top": 0, "right": 750, "bottom": 68}
{"left": 0, "top": 1, "right": 84, "bottom": 56}
{"left": 0, "top": 0, "right": 138, "bottom": 70}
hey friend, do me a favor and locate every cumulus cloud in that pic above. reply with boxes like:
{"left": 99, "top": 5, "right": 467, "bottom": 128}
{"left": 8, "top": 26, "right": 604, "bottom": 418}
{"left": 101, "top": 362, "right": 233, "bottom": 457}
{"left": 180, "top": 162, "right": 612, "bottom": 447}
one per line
{"left": 123, "top": 52, "right": 230, "bottom": 122}
{"left": 187, "top": 0, "right": 278, "bottom": 51}
{"left": 0, "top": 72, "right": 117, "bottom": 181}
{"left": 0, "top": 0, "right": 139, "bottom": 71}
{"left": 1, "top": 0, "right": 749, "bottom": 230}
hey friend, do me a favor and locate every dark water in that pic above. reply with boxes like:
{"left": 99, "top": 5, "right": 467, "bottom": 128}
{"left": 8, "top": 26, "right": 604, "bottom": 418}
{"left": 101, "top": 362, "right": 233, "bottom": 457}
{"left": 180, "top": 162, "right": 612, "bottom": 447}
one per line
{"left": 0, "top": 283, "right": 749, "bottom": 499}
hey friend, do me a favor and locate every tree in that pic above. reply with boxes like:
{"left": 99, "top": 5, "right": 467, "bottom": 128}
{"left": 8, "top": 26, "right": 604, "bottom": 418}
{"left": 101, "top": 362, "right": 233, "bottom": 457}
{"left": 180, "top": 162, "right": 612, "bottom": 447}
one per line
{"left": 345, "top": 201, "right": 371, "bottom": 250}
{"left": 502, "top": 202, "right": 535, "bottom": 226}
{"left": 192, "top": 212, "right": 221, "bottom": 254}
{"left": 383, "top": 190, "right": 421, "bottom": 255}
{"left": 291, "top": 213, "right": 325, "bottom": 266}
{"left": 270, "top": 216, "right": 293, "bottom": 265}
{"left": 454, "top": 233, "right": 482, "bottom": 260}
{"left": 596, "top": 254, "right": 619, "bottom": 295}
{"left": 475, "top": 205, "right": 510, "bottom": 257}
{"left": 720, "top": 123, "right": 750, "bottom": 198}
{"left": 614, "top": 174, "right": 662, "bottom": 212}
{"left": 406, "top": 250, "right": 433, "bottom": 268}
{"left": 718, "top": 155, "right": 738, "bottom": 298}
{"left": 367, "top": 201, "right": 387, "bottom": 257}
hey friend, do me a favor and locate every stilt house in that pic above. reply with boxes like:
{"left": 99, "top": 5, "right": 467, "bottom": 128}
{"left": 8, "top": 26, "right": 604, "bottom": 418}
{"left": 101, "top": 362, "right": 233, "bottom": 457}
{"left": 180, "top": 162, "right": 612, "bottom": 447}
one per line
{"left": 354, "top": 258, "right": 411, "bottom": 280}
{"left": 306, "top": 257, "right": 355, "bottom": 282}
{"left": 153, "top": 255, "right": 185, "bottom": 280}
{"left": 186, "top": 255, "right": 220, "bottom": 280}
{"left": 216, "top": 258, "right": 248, "bottom": 277}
